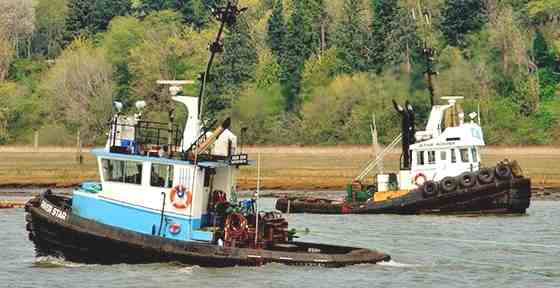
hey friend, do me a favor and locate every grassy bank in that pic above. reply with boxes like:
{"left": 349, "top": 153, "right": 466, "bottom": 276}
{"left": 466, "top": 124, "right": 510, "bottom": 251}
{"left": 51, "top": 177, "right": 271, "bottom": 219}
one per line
{"left": 1, "top": 145, "right": 559, "bottom": 190}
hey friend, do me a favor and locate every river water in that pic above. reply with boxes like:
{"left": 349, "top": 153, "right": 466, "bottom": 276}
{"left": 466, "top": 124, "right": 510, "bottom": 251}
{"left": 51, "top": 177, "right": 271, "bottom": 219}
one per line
{"left": 1, "top": 199, "right": 559, "bottom": 288}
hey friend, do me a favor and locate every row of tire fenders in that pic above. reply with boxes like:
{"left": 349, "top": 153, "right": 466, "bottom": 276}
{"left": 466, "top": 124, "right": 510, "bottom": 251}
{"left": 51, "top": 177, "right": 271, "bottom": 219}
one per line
{"left": 418, "top": 164, "right": 513, "bottom": 198}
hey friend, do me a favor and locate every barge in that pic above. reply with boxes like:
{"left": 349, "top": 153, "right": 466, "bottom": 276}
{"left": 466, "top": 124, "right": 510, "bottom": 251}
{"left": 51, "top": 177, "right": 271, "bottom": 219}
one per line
{"left": 24, "top": 1, "right": 389, "bottom": 267}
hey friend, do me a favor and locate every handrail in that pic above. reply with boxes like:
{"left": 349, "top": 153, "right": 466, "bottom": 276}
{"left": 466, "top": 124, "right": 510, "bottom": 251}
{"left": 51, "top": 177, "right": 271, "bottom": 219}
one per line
{"left": 354, "top": 134, "right": 402, "bottom": 182}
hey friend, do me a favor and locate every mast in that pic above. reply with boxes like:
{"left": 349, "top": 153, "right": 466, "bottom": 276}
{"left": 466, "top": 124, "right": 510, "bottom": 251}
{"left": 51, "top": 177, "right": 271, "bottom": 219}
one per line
{"left": 197, "top": 0, "right": 246, "bottom": 119}
{"left": 424, "top": 46, "right": 436, "bottom": 107}
{"left": 414, "top": 1, "right": 437, "bottom": 107}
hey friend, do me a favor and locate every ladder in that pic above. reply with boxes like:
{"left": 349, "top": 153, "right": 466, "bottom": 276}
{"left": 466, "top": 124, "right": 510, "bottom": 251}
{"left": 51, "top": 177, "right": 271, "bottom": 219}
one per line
{"left": 354, "top": 134, "right": 402, "bottom": 182}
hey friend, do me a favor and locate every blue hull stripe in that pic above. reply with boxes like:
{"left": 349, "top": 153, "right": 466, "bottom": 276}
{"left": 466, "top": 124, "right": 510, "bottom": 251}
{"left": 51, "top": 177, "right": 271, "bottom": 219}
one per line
{"left": 74, "top": 190, "right": 190, "bottom": 219}
{"left": 72, "top": 192, "right": 203, "bottom": 241}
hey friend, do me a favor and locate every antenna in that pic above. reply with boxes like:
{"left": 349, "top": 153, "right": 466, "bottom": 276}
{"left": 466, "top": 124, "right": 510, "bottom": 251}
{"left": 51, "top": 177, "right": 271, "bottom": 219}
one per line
{"left": 414, "top": 1, "right": 437, "bottom": 107}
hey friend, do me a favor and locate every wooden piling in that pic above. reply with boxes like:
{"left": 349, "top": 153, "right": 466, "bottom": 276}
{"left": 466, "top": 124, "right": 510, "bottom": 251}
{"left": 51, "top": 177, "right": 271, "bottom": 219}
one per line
{"left": 34, "top": 130, "right": 39, "bottom": 152}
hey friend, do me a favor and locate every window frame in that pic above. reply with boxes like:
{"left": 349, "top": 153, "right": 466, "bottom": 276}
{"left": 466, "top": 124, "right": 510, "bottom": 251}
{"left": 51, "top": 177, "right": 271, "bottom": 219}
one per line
{"left": 417, "top": 151, "right": 425, "bottom": 166}
{"left": 101, "top": 158, "right": 143, "bottom": 185}
{"left": 460, "top": 148, "right": 470, "bottom": 163}
{"left": 440, "top": 151, "right": 447, "bottom": 162}
{"left": 123, "top": 161, "right": 143, "bottom": 185}
{"left": 150, "top": 163, "right": 174, "bottom": 188}
{"left": 471, "top": 147, "right": 478, "bottom": 163}
{"left": 427, "top": 151, "right": 436, "bottom": 165}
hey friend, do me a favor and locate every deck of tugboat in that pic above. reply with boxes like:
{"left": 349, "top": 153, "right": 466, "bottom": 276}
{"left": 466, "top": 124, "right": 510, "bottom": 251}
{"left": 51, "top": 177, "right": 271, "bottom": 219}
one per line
{"left": 91, "top": 148, "right": 246, "bottom": 168}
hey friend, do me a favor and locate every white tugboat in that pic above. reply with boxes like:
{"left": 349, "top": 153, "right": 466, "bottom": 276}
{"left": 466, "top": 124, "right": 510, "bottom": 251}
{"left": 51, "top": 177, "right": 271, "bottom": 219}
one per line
{"left": 276, "top": 96, "right": 531, "bottom": 215}
{"left": 24, "top": 1, "right": 389, "bottom": 267}
{"left": 277, "top": 42, "right": 531, "bottom": 215}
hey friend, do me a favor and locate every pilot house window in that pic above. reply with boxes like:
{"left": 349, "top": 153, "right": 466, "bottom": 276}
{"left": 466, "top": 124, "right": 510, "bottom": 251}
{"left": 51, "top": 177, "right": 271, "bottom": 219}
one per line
{"left": 102, "top": 159, "right": 142, "bottom": 184}
{"left": 460, "top": 148, "right": 469, "bottom": 163}
{"left": 471, "top": 147, "right": 478, "bottom": 163}
{"left": 451, "top": 149, "right": 457, "bottom": 163}
{"left": 427, "top": 151, "right": 436, "bottom": 164}
{"left": 417, "top": 151, "right": 425, "bottom": 165}
{"left": 151, "top": 164, "right": 173, "bottom": 188}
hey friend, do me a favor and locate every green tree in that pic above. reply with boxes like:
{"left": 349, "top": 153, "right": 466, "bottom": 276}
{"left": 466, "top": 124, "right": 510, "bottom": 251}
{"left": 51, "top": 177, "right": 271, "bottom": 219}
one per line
{"left": 215, "top": 14, "right": 257, "bottom": 91}
{"left": 334, "top": 0, "right": 369, "bottom": 74}
{"left": 300, "top": 73, "right": 409, "bottom": 144}
{"left": 103, "top": 16, "right": 144, "bottom": 105}
{"left": 527, "top": 0, "right": 560, "bottom": 25}
{"left": 32, "top": 0, "right": 67, "bottom": 58}
{"left": 266, "top": 0, "right": 286, "bottom": 59}
{"left": 280, "top": 0, "right": 320, "bottom": 111}
{"left": 65, "top": 0, "right": 131, "bottom": 43}
{"left": 135, "top": 0, "right": 221, "bottom": 28}
{"left": 369, "top": 0, "right": 417, "bottom": 73}
{"left": 300, "top": 48, "right": 337, "bottom": 102}
{"left": 440, "top": 0, "right": 487, "bottom": 47}
{"left": 0, "top": 37, "right": 14, "bottom": 80}
{"left": 207, "top": 14, "right": 258, "bottom": 121}
{"left": 64, "top": 0, "right": 96, "bottom": 42}
{"left": 127, "top": 11, "right": 214, "bottom": 114}
{"left": 94, "top": 0, "right": 132, "bottom": 31}
{"left": 40, "top": 37, "right": 114, "bottom": 143}
{"left": 533, "top": 30, "right": 555, "bottom": 68}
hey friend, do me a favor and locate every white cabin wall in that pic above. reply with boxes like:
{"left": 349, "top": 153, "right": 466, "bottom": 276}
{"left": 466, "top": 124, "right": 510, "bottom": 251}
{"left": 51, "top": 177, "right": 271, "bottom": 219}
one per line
{"left": 212, "top": 167, "right": 234, "bottom": 196}
{"left": 173, "top": 165, "right": 204, "bottom": 218}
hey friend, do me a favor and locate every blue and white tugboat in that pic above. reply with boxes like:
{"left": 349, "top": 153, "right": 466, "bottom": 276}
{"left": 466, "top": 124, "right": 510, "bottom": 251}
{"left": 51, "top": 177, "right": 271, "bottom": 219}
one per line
{"left": 24, "top": 1, "right": 389, "bottom": 267}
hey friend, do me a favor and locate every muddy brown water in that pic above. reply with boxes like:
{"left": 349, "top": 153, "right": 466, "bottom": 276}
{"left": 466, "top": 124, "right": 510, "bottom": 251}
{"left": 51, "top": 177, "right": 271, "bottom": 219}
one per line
{"left": 1, "top": 198, "right": 560, "bottom": 287}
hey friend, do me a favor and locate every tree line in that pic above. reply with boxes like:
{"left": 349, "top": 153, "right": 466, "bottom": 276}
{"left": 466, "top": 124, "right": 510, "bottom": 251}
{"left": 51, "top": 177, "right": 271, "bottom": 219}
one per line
{"left": 0, "top": 0, "right": 559, "bottom": 146}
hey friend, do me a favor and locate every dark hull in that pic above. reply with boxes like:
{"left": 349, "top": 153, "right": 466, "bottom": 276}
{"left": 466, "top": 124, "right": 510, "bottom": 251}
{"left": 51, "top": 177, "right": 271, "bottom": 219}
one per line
{"left": 24, "top": 195, "right": 389, "bottom": 267}
{"left": 276, "top": 177, "right": 531, "bottom": 215}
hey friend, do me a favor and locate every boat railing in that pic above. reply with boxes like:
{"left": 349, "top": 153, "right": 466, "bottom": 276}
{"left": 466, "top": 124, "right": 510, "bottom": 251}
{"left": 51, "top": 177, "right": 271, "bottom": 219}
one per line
{"left": 354, "top": 134, "right": 402, "bottom": 182}
{"left": 108, "top": 119, "right": 183, "bottom": 158}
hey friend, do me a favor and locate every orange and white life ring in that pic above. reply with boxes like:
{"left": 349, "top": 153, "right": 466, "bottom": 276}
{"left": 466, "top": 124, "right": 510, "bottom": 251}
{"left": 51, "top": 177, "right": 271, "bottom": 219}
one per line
{"left": 169, "top": 185, "right": 192, "bottom": 209}
{"left": 413, "top": 173, "right": 427, "bottom": 186}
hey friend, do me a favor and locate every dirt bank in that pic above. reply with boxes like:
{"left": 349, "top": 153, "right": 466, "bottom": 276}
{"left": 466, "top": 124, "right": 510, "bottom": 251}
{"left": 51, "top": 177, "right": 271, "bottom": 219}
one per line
{"left": 1, "top": 145, "right": 559, "bottom": 194}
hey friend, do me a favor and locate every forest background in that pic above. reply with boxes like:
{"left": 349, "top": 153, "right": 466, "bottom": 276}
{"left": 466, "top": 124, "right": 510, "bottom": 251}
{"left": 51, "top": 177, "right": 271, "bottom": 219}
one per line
{"left": 0, "top": 0, "right": 559, "bottom": 146}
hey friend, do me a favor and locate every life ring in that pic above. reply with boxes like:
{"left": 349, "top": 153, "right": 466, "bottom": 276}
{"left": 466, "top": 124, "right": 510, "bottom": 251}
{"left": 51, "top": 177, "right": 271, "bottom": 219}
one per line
{"left": 169, "top": 185, "right": 192, "bottom": 209}
{"left": 413, "top": 173, "right": 427, "bottom": 186}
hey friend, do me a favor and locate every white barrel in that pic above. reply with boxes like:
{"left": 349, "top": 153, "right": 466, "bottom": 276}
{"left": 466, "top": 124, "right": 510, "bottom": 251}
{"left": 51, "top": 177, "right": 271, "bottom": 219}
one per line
{"left": 377, "top": 174, "right": 390, "bottom": 192}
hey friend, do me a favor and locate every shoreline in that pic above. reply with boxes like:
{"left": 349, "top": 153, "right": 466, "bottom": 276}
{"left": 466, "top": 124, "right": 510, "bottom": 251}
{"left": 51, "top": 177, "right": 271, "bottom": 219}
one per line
{"left": 2, "top": 145, "right": 560, "bottom": 201}
{"left": 1, "top": 186, "right": 558, "bottom": 202}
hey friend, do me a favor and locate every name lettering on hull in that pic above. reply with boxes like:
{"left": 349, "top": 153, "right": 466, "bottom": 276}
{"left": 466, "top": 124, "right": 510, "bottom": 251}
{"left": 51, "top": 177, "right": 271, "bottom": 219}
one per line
{"left": 40, "top": 200, "right": 68, "bottom": 221}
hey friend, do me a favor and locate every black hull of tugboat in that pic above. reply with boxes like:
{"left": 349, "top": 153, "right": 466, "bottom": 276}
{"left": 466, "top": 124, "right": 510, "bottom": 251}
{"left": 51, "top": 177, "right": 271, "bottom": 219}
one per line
{"left": 276, "top": 177, "right": 531, "bottom": 215}
{"left": 24, "top": 195, "right": 389, "bottom": 268}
